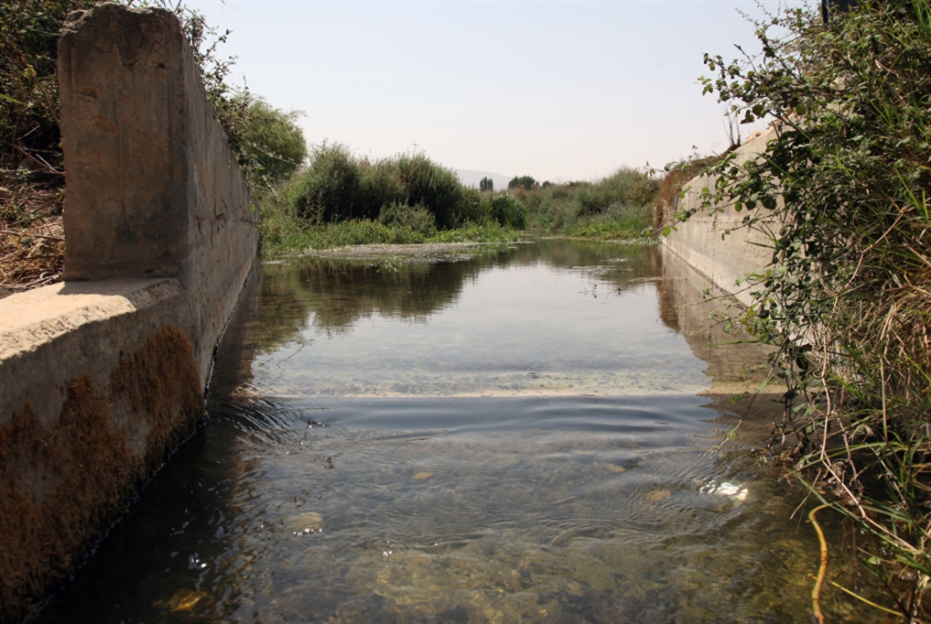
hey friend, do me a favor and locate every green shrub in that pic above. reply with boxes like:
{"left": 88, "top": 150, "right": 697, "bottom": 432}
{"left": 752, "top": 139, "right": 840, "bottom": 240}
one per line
{"left": 358, "top": 158, "right": 405, "bottom": 218}
{"left": 698, "top": 0, "right": 931, "bottom": 611}
{"left": 484, "top": 193, "right": 527, "bottom": 229}
{"left": 1, "top": 0, "right": 98, "bottom": 172}
{"left": 508, "top": 168, "right": 658, "bottom": 236}
{"left": 563, "top": 203, "right": 650, "bottom": 239}
{"left": 287, "top": 148, "right": 528, "bottom": 232}
{"left": 457, "top": 186, "right": 489, "bottom": 225}
{"left": 291, "top": 143, "right": 363, "bottom": 223}
{"left": 233, "top": 97, "right": 306, "bottom": 189}
{"left": 378, "top": 201, "right": 437, "bottom": 237}
{"left": 392, "top": 153, "right": 464, "bottom": 228}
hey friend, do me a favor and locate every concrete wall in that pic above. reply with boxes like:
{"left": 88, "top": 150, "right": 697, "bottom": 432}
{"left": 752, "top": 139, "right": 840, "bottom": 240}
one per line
{"left": 0, "top": 5, "right": 257, "bottom": 621}
{"left": 58, "top": 3, "right": 257, "bottom": 384}
{"left": 661, "top": 129, "right": 780, "bottom": 308}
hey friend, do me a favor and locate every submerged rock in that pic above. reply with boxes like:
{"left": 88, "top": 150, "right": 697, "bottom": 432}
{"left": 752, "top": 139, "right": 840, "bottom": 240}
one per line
{"left": 284, "top": 511, "right": 324, "bottom": 533}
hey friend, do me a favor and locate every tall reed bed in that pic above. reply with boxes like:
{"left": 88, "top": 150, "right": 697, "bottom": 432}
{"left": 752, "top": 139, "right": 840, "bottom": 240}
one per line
{"left": 509, "top": 168, "right": 659, "bottom": 239}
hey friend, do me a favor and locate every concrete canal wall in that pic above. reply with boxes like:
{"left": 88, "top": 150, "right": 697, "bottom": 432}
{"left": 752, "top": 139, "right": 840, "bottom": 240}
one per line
{"left": 660, "top": 129, "right": 779, "bottom": 308}
{"left": 0, "top": 5, "right": 257, "bottom": 620}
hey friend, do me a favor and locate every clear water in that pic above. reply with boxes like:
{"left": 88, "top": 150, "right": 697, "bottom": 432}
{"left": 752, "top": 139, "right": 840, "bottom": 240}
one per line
{"left": 37, "top": 240, "right": 883, "bottom": 623}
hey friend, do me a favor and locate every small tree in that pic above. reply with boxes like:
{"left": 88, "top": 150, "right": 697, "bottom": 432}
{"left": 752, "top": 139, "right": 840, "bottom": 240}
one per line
{"left": 507, "top": 175, "right": 537, "bottom": 191}
{"left": 479, "top": 176, "right": 494, "bottom": 192}
{"left": 233, "top": 96, "right": 307, "bottom": 190}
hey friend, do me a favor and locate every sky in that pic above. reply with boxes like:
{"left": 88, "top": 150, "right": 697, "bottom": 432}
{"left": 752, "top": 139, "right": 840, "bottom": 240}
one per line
{"left": 188, "top": 0, "right": 807, "bottom": 182}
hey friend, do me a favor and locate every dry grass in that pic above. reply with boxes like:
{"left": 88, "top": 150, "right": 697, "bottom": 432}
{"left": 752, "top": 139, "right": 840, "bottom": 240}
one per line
{"left": 652, "top": 153, "right": 728, "bottom": 232}
{"left": 0, "top": 174, "right": 64, "bottom": 298}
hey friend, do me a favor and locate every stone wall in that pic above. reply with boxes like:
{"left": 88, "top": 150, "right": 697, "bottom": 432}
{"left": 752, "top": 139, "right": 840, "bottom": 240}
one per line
{"left": 0, "top": 5, "right": 257, "bottom": 621}
{"left": 661, "top": 129, "right": 780, "bottom": 308}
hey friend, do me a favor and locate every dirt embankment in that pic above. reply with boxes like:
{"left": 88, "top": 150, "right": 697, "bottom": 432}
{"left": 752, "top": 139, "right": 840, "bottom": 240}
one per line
{"left": 0, "top": 179, "right": 64, "bottom": 299}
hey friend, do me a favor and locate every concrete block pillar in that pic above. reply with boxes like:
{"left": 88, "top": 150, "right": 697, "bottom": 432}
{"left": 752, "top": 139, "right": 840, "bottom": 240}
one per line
{"left": 57, "top": 2, "right": 257, "bottom": 386}
{"left": 58, "top": 4, "right": 193, "bottom": 281}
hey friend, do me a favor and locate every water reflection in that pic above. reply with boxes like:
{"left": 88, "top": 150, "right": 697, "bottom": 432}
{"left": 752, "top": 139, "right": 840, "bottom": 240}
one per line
{"left": 35, "top": 239, "right": 884, "bottom": 624}
{"left": 256, "top": 240, "right": 663, "bottom": 352}
{"left": 258, "top": 258, "right": 477, "bottom": 348}
{"left": 250, "top": 241, "right": 715, "bottom": 398}
{"left": 657, "top": 246, "right": 774, "bottom": 394}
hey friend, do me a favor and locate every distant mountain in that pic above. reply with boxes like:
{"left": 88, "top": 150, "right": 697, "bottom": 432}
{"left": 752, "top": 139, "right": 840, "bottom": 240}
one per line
{"left": 454, "top": 169, "right": 512, "bottom": 192}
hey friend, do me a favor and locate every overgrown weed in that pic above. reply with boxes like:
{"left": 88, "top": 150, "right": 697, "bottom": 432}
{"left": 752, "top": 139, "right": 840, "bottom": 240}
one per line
{"left": 507, "top": 167, "right": 659, "bottom": 239}
{"left": 695, "top": 0, "right": 931, "bottom": 617}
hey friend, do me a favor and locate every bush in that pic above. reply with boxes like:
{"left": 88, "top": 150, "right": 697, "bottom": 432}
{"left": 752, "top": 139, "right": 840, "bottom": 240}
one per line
{"left": 698, "top": 0, "right": 931, "bottom": 612}
{"left": 0, "top": 0, "right": 98, "bottom": 173}
{"left": 287, "top": 148, "right": 525, "bottom": 231}
{"left": 391, "top": 153, "right": 464, "bottom": 228}
{"left": 508, "top": 168, "right": 658, "bottom": 237}
{"left": 484, "top": 193, "right": 527, "bottom": 229}
{"left": 291, "top": 143, "right": 363, "bottom": 223}
{"left": 233, "top": 97, "right": 306, "bottom": 189}
{"left": 378, "top": 201, "right": 437, "bottom": 237}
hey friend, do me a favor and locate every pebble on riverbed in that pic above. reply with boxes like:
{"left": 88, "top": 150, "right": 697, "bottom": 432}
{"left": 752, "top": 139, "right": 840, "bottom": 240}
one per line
{"left": 283, "top": 511, "right": 324, "bottom": 533}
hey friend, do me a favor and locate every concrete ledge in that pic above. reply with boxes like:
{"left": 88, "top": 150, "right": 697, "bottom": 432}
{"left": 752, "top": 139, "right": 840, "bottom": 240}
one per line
{"left": 0, "top": 280, "right": 204, "bottom": 621}
{"left": 1, "top": 278, "right": 181, "bottom": 361}
{"left": 2, "top": 279, "right": 186, "bottom": 428}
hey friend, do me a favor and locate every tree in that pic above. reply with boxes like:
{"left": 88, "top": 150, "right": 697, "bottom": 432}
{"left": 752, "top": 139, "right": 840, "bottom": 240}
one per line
{"left": 479, "top": 176, "right": 494, "bottom": 192}
{"left": 507, "top": 175, "right": 536, "bottom": 191}
{"left": 233, "top": 96, "right": 307, "bottom": 189}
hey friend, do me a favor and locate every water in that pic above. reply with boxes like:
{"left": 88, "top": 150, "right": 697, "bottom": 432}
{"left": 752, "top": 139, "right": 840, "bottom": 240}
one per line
{"left": 38, "top": 240, "right": 883, "bottom": 623}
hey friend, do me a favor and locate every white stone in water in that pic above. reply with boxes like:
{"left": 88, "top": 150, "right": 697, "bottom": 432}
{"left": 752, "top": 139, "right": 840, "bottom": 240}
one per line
{"left": 702, "top": 481, "right": 748, "bottom": 502}
{"left": 283, "top": 511, "right": 324, "bottom": 532}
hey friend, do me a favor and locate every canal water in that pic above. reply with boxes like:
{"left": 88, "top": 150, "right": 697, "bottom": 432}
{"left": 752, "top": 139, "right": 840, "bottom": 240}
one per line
{"left": 38, "top": 240, "right": 882, "bottom": 623}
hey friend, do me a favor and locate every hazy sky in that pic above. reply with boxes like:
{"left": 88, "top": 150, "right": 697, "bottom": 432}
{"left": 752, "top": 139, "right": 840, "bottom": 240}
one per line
{"left": 189, "top": 0, "right": 805, "bottom": 182}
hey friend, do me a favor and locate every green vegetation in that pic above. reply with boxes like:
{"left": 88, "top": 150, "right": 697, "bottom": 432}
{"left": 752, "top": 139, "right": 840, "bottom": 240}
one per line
{"left": 261, "top": 215, "right": 519, "bottom": 255}
{"left": 697, "top": 0, "right": 931, "bottom": 616}
{"left": 1, "top": 0, "right": 97, "bottom": 174}
{"left": 259, "top": 144, "right": 526, "bottom": 254}
{"left": 509, "top": 168, "right": 660, "bottom": 240}
{"left": 229, "top": 96, "right": 306, "bottom": 190}
{"left": 479, "top": 176, "right": 494, "bottom": 192}
{"left": 508, "top": 175, "right": 538, "bottom": 191}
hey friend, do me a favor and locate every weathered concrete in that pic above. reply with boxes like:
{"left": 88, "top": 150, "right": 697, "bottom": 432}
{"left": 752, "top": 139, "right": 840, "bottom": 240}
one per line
{"left": 661, "top": 129, "right": 780, "bottom": 308}
{"left": 0, "top": 5, "right": 257, "bottom": 621}
{"left": 58, "top": 3, "right": 258, "bottom": 385}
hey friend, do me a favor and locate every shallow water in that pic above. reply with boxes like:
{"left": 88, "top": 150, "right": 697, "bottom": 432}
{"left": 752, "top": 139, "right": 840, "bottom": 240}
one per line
{"left": 38, "top": 240, "right": 884, "bottom": 623}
